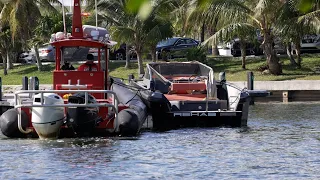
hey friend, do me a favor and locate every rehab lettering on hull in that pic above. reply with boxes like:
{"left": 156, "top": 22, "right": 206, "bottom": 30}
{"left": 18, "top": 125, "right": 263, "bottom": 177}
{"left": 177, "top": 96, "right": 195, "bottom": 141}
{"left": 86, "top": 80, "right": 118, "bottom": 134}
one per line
{"left": 173, "top": 112, "right": 217, "bottom": 117}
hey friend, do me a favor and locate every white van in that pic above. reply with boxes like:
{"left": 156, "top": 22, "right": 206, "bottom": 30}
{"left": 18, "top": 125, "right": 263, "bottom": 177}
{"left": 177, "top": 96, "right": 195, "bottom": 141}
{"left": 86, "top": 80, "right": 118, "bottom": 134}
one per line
{"left": 301, "top": 34, "right": 320, "bottom": 53}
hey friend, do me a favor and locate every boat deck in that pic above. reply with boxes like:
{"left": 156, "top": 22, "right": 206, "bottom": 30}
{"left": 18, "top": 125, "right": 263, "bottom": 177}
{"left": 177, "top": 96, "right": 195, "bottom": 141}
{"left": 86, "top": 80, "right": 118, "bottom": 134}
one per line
{"left": 164, "top": 94, "right": 216, "bottom": 101}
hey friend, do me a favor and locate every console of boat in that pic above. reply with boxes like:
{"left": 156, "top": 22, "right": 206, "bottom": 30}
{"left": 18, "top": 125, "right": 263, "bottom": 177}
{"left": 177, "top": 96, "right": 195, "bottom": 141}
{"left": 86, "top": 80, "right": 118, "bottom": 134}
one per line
{"left": 0, "top": 0, "right": 147, "bottom": 139}
{"left": 130, "top": 61, "right": 269, "bottom": 130}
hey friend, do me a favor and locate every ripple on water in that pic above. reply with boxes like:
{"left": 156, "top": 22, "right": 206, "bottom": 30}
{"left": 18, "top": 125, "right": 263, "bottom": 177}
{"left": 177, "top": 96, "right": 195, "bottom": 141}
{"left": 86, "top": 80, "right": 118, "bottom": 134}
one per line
{"left": 0, "top": 103, "right": 319, "bottom": 179}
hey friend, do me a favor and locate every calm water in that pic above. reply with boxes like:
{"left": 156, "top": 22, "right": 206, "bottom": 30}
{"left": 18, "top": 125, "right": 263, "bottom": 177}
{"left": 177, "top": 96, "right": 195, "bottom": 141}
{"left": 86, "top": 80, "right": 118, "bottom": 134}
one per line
{"left": 0, "top": 103, "right": 319, "bottom": 179}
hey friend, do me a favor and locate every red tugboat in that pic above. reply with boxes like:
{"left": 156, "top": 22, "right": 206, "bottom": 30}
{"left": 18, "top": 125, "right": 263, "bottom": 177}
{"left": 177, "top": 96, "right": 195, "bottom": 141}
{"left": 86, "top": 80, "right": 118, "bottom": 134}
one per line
{"left": 0, "top": 0, "right": 147, "bottom": 139}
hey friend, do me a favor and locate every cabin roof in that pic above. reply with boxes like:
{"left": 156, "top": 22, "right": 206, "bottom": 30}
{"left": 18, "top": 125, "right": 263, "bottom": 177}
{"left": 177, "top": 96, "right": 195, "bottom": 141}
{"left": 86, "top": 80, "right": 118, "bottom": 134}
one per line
{"left": 51, "top": 39, "right": 108, "bottom": 48}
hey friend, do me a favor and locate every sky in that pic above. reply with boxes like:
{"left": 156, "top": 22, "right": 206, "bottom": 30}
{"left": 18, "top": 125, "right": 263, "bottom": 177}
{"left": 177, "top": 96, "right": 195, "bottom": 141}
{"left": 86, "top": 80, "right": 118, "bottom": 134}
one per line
{"left": 59, "top": 0, "right": 73, "bottom": 6}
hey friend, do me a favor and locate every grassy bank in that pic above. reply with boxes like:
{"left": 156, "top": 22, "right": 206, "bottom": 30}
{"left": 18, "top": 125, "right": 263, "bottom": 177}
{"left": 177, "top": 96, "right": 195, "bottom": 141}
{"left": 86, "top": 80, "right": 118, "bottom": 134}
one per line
{"left": 0, "top": 55, "right": 320, "bottom": 85}
{"left": 0, "top": 62, "right": 146, "bottom": 85}
{"left": 207, "top": 54, "right": 320, "bottom": 81}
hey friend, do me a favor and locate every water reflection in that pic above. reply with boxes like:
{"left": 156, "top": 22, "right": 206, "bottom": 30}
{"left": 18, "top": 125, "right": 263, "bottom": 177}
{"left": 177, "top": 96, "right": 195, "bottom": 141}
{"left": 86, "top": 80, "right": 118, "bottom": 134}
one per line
{"left": 0, "top": 103, "right": 319, "bottom": 179}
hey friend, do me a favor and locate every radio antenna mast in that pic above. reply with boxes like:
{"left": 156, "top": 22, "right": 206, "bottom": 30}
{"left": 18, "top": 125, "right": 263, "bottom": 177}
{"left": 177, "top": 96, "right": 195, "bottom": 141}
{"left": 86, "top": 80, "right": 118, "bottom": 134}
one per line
{"left": 70, "top": 0, "right": 72, "bottom": 12}
{"left": 62, "top": 0, "right": 67, "bottom": 36}
{"left": 95, "top": 0, "right": 98, "bottom": 29}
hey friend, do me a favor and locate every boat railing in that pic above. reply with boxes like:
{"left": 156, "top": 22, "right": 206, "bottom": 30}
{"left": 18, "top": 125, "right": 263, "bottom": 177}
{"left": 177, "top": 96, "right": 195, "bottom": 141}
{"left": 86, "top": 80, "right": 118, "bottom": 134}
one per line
{"left": 14, "top": 90, "right": 120, "bottom": 134}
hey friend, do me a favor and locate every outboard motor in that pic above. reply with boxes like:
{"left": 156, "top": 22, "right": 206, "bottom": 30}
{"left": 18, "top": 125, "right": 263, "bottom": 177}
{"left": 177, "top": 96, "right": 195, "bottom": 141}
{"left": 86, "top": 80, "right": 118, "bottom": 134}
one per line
{"left": 66, "top": 93, "right": 100, "bottom": 137}
{"left": 32, "top": 93, "right": 64, "bottom": 139}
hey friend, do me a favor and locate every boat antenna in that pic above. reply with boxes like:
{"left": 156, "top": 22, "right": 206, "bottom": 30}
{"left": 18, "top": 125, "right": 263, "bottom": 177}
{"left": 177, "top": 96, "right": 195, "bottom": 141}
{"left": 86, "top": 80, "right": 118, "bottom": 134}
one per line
{"left": 62, "top": 0, "right": 67, "bottom": 36}
{"left": 95, "top": 0, "right": 98, "bottom": 30}
{"left": 70, "top": 0, "right": 72, "bottom": 12}
{"left": 71, "top": 0, "right": 84, "bottom": 38}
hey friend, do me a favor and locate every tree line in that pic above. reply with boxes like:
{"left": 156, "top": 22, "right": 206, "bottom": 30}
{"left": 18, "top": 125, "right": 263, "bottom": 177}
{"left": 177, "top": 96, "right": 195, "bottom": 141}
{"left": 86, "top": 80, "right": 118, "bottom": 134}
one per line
{"left": 0, "top": 0, "right": 319, "bottom": 75}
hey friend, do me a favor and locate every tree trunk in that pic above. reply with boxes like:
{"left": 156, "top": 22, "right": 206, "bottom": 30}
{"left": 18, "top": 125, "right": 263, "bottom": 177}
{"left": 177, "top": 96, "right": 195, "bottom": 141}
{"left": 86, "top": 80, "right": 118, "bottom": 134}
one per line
{"left": 0, "top": 5, "right": 6, "bottom": 21}
{"left": 240, "top": 40, "right": 246, "bottom": 69}
{"left": 2, "top": 54, "right": 7, "bottom": 75}
{"left": 6, "top": 52, "right": 12, "bottom": 70}
{"left": 262, "top": 33, "right": 282, "bottom": 75}
{"left": 136, "top": 50, "right": 144, "bottom": 75}
{"left": 286, "top": 42, "right": 298, "bottom": 67}
{"left": 295, "top": 43, "right": 302, "bottom": 68}
{"left": 150, "top": 46, "right": 157, "bottom": 62}
{"left": 210, "top": 20, "right": 219, "bottom": 56}
{"left": 201, "top": 22, "right": 205, "bottom": 43}
{"left": 212, "top": 44, "right": 219, "bottom": 56}
{"left": 7, "top": 52, "right": 13, "bottom": 70}
{"left": 34, "top": 45, "right": 42, "bottom": 71}
{"left": 125, "top": 44, "right": 130, "bottom": 69}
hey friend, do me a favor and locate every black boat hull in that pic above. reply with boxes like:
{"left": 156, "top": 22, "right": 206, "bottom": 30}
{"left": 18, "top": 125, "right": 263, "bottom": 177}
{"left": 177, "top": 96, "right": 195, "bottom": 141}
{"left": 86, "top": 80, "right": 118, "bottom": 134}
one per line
{"left": 129, "top": 81, "right": 251, "bottom": 131}
{"left": 111, "top": 78, "right": 148, "bottom": 136}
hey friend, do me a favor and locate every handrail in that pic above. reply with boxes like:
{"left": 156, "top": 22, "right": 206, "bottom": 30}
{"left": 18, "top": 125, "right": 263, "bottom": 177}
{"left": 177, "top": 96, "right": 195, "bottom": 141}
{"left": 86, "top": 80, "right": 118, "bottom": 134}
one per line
{"left": 148, "top": 65, "right": 172, "bottom": 85}
{"left": 14, "top": 89, "right": 120, "bottom": 134}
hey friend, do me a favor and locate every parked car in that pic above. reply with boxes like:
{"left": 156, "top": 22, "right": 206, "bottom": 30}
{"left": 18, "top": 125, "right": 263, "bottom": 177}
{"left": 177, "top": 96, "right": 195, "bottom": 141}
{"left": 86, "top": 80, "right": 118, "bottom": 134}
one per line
{"left": 38, "top": 45, "right": 55, "bottom": 62}
{"left": 300, "top": 34, "right": 320, "bottom": 53}
{"left": 109, "top": 43, "right": 137, "bottom": 60}
{"left": 230, "top": 38, "right": 264, "bottom": 57}
{"left": 156, "top": 37, "right": 199, "bottom": 59}
{"left": 38, "top": 45, "right": 91, "bottom": 62}
{"left": 17, "top": 52, "right": 36, "bottom": 64}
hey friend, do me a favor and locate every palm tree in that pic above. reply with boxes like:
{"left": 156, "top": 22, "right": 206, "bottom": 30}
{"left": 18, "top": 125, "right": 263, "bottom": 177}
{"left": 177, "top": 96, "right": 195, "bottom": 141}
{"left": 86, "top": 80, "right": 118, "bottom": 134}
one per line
{"left": 0, "top": 27, "right": 11, "bottom": 75}
{"left": 143, "top": 1, "right": 174, "bottom": 62}
{"left": 188, "top": 3, "right": 221, "bottom": 56}
{"left": 87, "top": 0, "right": 174, "bottom": 74}
{"left": 275, "top": 0, "right": 320, "bottom": 68}
{"left": 0, "top": 0, "right": 60, "bottom": 71}
{"left": 204, "top": 23, "right": 257, "bottom": 69}
{"left": 199, "top": 0, "right": 289, "bottom": 75}
{"left": 30, "top": 13, "right": 71, "bottom": 71}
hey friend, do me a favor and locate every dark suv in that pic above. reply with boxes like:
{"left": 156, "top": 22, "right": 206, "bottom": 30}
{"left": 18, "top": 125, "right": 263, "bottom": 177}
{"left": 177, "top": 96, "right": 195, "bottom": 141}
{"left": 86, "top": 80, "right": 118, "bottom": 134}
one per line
{"left": 156, "top": 37, "right": 199, "bottom": 59}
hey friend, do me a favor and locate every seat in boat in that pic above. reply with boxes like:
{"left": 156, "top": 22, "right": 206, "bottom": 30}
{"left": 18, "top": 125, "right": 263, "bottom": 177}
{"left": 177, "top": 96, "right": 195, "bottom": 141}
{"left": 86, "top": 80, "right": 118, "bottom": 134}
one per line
{"left": 169, "top": 82, "right": 207, "bottom": 94}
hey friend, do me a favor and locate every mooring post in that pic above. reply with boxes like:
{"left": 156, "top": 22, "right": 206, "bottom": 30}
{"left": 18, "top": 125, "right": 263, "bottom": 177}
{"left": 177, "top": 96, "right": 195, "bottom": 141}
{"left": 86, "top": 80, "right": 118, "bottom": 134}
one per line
{"left": 34, "top": 77, "right": 39, "bottom": 90}
{"left": 29, "top": 77, "right": 34, "bottom": 98}
{"left": 29, "top": 77, "right": 34, "bottom": 91}
{"left": 22, "top": 76, "right": 28, "bottom": 90}
{"left": 282, "top": 91, "right": 290, "bottom": 103}
{"left": 0, "top": 77, "right": 2, "bottom": 101}
{"left": 219, "top": 72, "right": 226, "bottom": 81}
{"left": 128, "top": 74, "right": 135, "bottom": 82}
{"left": 247, "top": 71, "right": 254, "bottom": 105}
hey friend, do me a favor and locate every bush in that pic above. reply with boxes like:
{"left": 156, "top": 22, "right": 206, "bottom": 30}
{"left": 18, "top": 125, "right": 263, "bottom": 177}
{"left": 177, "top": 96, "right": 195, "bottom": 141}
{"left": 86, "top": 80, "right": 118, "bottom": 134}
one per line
{"left": 186, "top": 46, "right": 207, "bottom": 63}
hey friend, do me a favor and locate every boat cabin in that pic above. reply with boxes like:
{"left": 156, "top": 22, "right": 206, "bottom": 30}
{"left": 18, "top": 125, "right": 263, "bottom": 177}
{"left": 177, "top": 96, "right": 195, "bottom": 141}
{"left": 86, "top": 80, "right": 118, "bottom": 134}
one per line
{"left": 49, "top": 0, "right": 114, "bottom": 99}
{"left": 52, "top": 39, "right": 109, "bottom": 99}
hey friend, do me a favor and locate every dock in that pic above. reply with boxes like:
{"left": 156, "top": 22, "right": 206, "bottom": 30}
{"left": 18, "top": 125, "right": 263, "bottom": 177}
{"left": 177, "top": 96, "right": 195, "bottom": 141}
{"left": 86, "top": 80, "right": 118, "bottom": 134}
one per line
{"left": 2, "top": 80, "right": 320, "bottom": 104}
{"left": 231, "top": 80, "right": 320, "bottom": 102}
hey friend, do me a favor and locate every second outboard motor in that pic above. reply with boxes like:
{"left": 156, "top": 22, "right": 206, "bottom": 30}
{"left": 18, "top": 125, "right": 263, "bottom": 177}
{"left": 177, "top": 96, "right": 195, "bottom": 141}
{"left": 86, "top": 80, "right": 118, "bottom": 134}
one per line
{"left": 66, "top": 93, "right": 100, "bottom": 137}
{"left": 32, "top": 93, "right": 64, "bottom": 139}
{"left": 148, "top": 92, "right": 172, "bottom": 130}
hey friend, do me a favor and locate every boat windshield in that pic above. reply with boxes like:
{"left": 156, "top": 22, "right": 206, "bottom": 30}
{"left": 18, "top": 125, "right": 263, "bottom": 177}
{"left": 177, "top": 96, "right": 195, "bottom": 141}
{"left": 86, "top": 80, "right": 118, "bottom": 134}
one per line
{"left": 61, "top": 47, "right": 105, "bottom": 62}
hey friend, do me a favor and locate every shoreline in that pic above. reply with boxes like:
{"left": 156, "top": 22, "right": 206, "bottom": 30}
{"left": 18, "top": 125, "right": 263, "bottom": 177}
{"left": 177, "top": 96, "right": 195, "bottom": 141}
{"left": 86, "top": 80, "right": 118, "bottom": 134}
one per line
{"left": 3, "top": 80, "right": 320, "bottom": 102}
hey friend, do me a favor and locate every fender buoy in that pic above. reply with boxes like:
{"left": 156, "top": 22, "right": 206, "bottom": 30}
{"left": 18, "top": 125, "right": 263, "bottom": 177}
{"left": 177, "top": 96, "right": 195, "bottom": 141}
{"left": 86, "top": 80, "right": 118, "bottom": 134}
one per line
{"left": 118, "top": 109, "right": 140, "bottom": 136}
{"left": 0, "top": 109, "right": 29, "bottom": 138}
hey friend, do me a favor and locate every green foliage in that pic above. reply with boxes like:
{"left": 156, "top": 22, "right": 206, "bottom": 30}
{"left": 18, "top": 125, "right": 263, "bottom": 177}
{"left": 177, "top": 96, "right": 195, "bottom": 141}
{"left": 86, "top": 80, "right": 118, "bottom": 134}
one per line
{"left": 2, "top": 55, "right": 320, "bottom": 84}
{"left": 207, "top": 54, "right": 320, "bottom": 81}
{"left": 186, "top": 46, "right": 207, "bottom": 63}
{"left": 298, "top": 0, "right": 315, "bottom": 13}
{"left": 31, "top": 13, "right": 72, "bottom": 46}
{"left": 126, "top": 0, "right": 152, "bottom": 20}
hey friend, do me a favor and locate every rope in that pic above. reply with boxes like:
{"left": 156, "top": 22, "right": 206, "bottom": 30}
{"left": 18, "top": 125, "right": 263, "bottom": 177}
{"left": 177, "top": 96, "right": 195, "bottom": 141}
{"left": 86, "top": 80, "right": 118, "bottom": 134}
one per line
{"left": 222, "top": 81, "right": 250, "bottom": 106}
